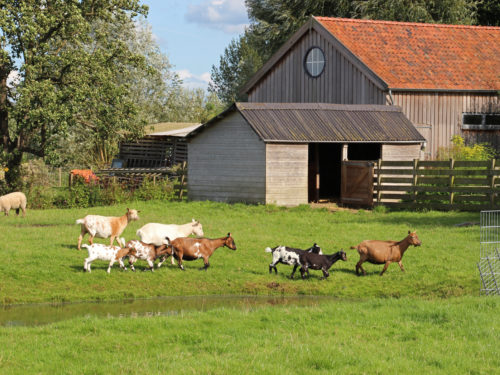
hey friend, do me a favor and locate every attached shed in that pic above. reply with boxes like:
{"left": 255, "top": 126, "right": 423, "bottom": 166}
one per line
{"left": 187, "top": 102, "right": 425, "bottom": 206}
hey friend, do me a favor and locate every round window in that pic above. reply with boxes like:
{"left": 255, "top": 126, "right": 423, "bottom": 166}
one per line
{"left": 304, "top": 47, "right": 325, "bottom": 77}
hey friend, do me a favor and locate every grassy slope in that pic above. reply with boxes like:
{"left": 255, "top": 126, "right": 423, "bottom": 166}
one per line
{"left": 0, "top": 201, "right": 482, "bottom": 304}
{"left": 0, "top": 297, "right": 498, "bottom": 374}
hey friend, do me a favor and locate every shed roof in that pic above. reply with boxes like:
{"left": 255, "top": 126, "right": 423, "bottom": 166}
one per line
{"left": 189, "top": 103, "right": 425, "bottom": 143}
{"left": 316, "top": 17, "right": 500, "bottom": 91}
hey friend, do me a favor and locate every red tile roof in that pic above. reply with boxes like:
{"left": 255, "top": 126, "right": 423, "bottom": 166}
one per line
{"left": 315, "top": 17, "right": 500, "bottom": 91}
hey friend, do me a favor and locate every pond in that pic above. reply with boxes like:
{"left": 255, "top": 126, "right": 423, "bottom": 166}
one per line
{"left": 0, "top": 295, "right": 336, "bottom": 327}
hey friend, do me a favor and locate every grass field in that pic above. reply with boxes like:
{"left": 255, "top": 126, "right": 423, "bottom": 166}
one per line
{"left": 0, "top": 201, "right": 498, "bottom": 374}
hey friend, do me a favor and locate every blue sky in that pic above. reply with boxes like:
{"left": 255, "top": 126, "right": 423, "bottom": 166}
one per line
{"left": 142, "top": 0, "right": 250, "bottom": 90}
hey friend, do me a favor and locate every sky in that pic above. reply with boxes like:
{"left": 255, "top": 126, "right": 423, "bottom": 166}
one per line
{"left": 142, "top": 0, "right": 250, "bottom": 90}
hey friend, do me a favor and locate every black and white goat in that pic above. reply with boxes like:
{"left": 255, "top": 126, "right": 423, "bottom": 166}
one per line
{"left": 299, "top": 250, "right": 347, "bottom": 280}
{"left": 265, "top": 243, "right": 322, "bottom": 279}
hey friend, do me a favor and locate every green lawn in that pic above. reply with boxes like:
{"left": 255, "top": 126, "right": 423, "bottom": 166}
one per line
{"left": 0, "top": 201, "right": 497, "bottom": 374}
{"left": 0, "top": 201, "right": 483, "bottom": 303}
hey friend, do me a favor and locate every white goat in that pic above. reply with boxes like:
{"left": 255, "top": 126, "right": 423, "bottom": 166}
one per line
{"left": 82, "top": 241, "right": 130, "bottom": 273}
{"left": 0, "top": 192, "right": 27, "bottom": 217}
{"left": 136, "top": 219, "right": 204, "bottom": 267}
{"left": 76, "top": 208, "right": 139, "bottom": 250}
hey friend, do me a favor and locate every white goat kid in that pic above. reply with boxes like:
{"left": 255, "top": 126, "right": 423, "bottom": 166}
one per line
{"left": 136, "top": 219, "right": 203, "bottom": 267}
{"left": 82, "top": 241, "right": 128, "bottom": 273}
{"left": 76, "top": 208, "right": 139, "bottom": 250}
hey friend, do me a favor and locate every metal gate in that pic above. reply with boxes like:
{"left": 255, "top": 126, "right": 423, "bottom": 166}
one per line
{"left": 340, "top": 161, "right": 374, "bottom": 207}
{"left": 478, "top": 210, "right": 500, "bottom": 295}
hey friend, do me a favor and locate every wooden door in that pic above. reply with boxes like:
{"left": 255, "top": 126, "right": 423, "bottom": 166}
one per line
{"left": 341, "top": 161, "right": 374, "bottom": 207}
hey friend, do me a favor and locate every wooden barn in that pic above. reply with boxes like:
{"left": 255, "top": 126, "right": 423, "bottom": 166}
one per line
{"left": 187, "top": 103, "right": 425, "bottom": 206}
{"left": 242, "top": 17, "right": 500, "bottom": 158}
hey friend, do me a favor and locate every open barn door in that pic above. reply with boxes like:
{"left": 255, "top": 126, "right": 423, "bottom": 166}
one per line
{"left": 341, "top": 161, "right": 374, "bottom": 207}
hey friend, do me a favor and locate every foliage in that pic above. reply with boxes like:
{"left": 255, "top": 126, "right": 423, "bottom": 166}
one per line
{"left": 353, "top": 0, "right": 478, "bottom": 24}
{"left": 133, "top": 176, "right": 176, "bottom": 201}
{"left": 0, "top": 0, "right": 149, "bottom": 187}
{"left": 163, "top": 88, "right": 225, "bottom": 123}
{"left": 437, "top": 135, "right": 496, "bottom": 160}
{"left": 475, "top": 0, "right": 500, "bottom": 25}
{"left": 209, "top": 31, "right": 263, "bottom": 104}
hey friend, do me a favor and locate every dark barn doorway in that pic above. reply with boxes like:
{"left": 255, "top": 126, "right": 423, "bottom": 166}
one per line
{"left": 308, "top": 143, "right": 381, "bottom": 203}
{"left": 308, "top": 143, "right": 342, "bottom": 202}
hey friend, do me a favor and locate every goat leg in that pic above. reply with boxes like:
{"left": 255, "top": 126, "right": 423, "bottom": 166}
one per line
{"left": 290, "top": 264, "right": 299, "bottom": 279}
{"left": 321, "top": 268, "right": 330, "bottom": 280}
{"left": 200, "top": 260, "right": 210, "bottom": 271}
{"left": 398, "top": 261, "right": 405, "bottom": 272}
{"left": 380, "top": 261, "right": 391, "bottom": 276}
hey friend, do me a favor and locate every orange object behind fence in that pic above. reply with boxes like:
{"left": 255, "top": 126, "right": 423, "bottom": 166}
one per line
{"left": 70, "top": 169, "right": 99, "bottom": 184}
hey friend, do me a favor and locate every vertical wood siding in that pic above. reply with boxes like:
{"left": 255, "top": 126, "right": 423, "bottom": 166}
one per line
{"left": 390, "top": 92, "right": 499, "bottom": 158}
{"left": 266, "top": 144, "right": 308, "bottom": 206}
{"left": 248, "top": 29, "right": 385, "bottom": 105}
{"left": 188, "top": 112, "right": 266, "bottom": 203}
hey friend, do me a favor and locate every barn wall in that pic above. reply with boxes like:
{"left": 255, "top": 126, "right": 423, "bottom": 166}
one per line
{"left": 248, "top": 28, "right": 385, "bottom": 105}
{"left": 265, "top": 144, "right": 308, "bottom": 206}
{"left": 188, "top": 112, "right": 266, "bottom": 203}
{"left": 390, "top": 91, "right": 499, "bottom": 159}
{"left": 382, "top": 144, "right": 422, "bottom": 161}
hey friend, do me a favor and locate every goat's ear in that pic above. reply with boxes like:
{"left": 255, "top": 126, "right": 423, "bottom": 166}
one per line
{"left": 227, "top": 232, "right": 231, "bottom": 237}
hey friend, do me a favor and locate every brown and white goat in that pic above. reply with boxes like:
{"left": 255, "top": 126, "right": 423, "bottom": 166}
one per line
{"left": 351, "top": 231, "right": 422, "bottom": 276}
{"left": 76, "top": 208, "right": 140, "bottom": 250}
{"left": 124, "top": 239, "right": 172, "bottom": 272}
{"left": 169, "top": 233, "right": 237, "bottom": 271}
{"left": 83, "top": 243, "right": 137, "bottom": 273}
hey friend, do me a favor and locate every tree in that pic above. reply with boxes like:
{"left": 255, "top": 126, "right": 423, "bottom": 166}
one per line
{"left": 208, "top": 31, "right": 263, "bottom": 104}
{"left": 0, "top": 0, "right": 148, "bottom": 189}
{"left": 163, "top": 88, "right": 224, "bottom": 123}
{"left": 476, "top": 0, "right": 500, "bottom": 26}
{"left": 353, "top": 0, "right": 477, "bottom": 24}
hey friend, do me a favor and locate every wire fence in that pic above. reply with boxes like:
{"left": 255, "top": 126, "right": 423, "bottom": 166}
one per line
{"left": 478, "top": 210, "right": 500, "bottom": 295}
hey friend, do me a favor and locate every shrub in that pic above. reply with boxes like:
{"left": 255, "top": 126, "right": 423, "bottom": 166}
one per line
{"left": 133, "top": 176, "right": 176, "bottom": 201}
{"left": 437, "top": 135, "right": 496, "bottom": 161}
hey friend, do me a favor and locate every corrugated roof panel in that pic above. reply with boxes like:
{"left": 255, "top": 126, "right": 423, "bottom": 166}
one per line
{"left": 235, "top": 103, "right": 424, "bottom": 143}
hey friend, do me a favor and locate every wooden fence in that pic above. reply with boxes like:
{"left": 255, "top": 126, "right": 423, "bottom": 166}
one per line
{"left": 374, "top": 159, "right": 500, "bottom": 211}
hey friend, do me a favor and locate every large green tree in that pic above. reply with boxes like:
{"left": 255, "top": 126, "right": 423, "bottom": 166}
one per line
{"left": 0, "top": 0, "right": 148, "bottom": 189}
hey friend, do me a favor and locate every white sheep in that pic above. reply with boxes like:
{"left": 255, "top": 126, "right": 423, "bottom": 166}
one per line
{"left": 0, "top": 192, "right": 27, "bottom": 217}
{"left": 82, "top": 240, "right": 130, "bottom": 273}
{"left": 76, "top": 208, "right": 140, "bottom": 250}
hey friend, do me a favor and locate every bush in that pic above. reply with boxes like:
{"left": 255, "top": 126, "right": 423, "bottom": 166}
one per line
{"left": 437, "top": 135, "right": 496, "bottom": 161}
{"left": 133, "top": 176, "right": 176, "bottom": 201}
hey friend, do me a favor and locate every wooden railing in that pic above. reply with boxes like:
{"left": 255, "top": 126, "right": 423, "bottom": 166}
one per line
{"left": 374, "top": 159, "right": 500, "bottom": 211}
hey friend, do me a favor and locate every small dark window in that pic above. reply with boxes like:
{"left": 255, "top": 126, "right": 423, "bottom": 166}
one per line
{"left": 462, "top": 113, "right": 500, "bottom": 130}
{"left": 304, "top": 47, "right": 325, "bottom": 77}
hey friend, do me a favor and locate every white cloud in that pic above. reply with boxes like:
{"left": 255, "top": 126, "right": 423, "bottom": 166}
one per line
{"left": 185, "top": 0, "right": 248, "bottom": 34}
{"left": 176, "top": 69, "right": 212, "bottom": 90}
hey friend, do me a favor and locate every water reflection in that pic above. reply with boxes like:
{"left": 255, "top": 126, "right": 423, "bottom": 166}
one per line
{"left": 0, "top": 295, "right": 335, "bottom": 327}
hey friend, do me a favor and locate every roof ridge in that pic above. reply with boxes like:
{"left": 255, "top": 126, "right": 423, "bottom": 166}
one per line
{"left": 314, "top": 16, "right": 500, "bottom": 31}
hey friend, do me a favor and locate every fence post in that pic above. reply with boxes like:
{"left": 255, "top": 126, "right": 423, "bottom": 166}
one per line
{"left": 178, "top": 161, "right": 187, "bottom": 200}
{"left": 58, "top": 167, "right": 62, "bottom": 187}
{"left": 449, "top": 158, "right": 455, "bottom": 205}
{"left": 377, "top": 159, "right": 382, "bottom": 204}
{"left": 490, "top": 159, "right": 496, "bottom": 206}
{"left": 412, "top": 159, "right": 419, "bottom": 204}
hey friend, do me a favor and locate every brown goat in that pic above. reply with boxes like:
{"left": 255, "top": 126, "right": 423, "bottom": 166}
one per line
{"left": 169, "top": 233, "right": 237, "bottom": 271}
{"left": 351, "top": 231, "right": 421, "bottom": 276}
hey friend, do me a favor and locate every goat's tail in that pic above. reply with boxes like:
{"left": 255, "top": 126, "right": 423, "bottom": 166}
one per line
{"left": 265, "top": 247, "right": 273, "bottom": 253}
{"left": 136, "top": 229, "right": 143, "bottom": 239}
{"left": 350, "top": 246, "right": 357, "bottom": 250}
{"left": 81, "top": 244, "right": 89, "bottom": 250}
{"left": 76, "top": 218, "right": 84, "bottom": 225}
